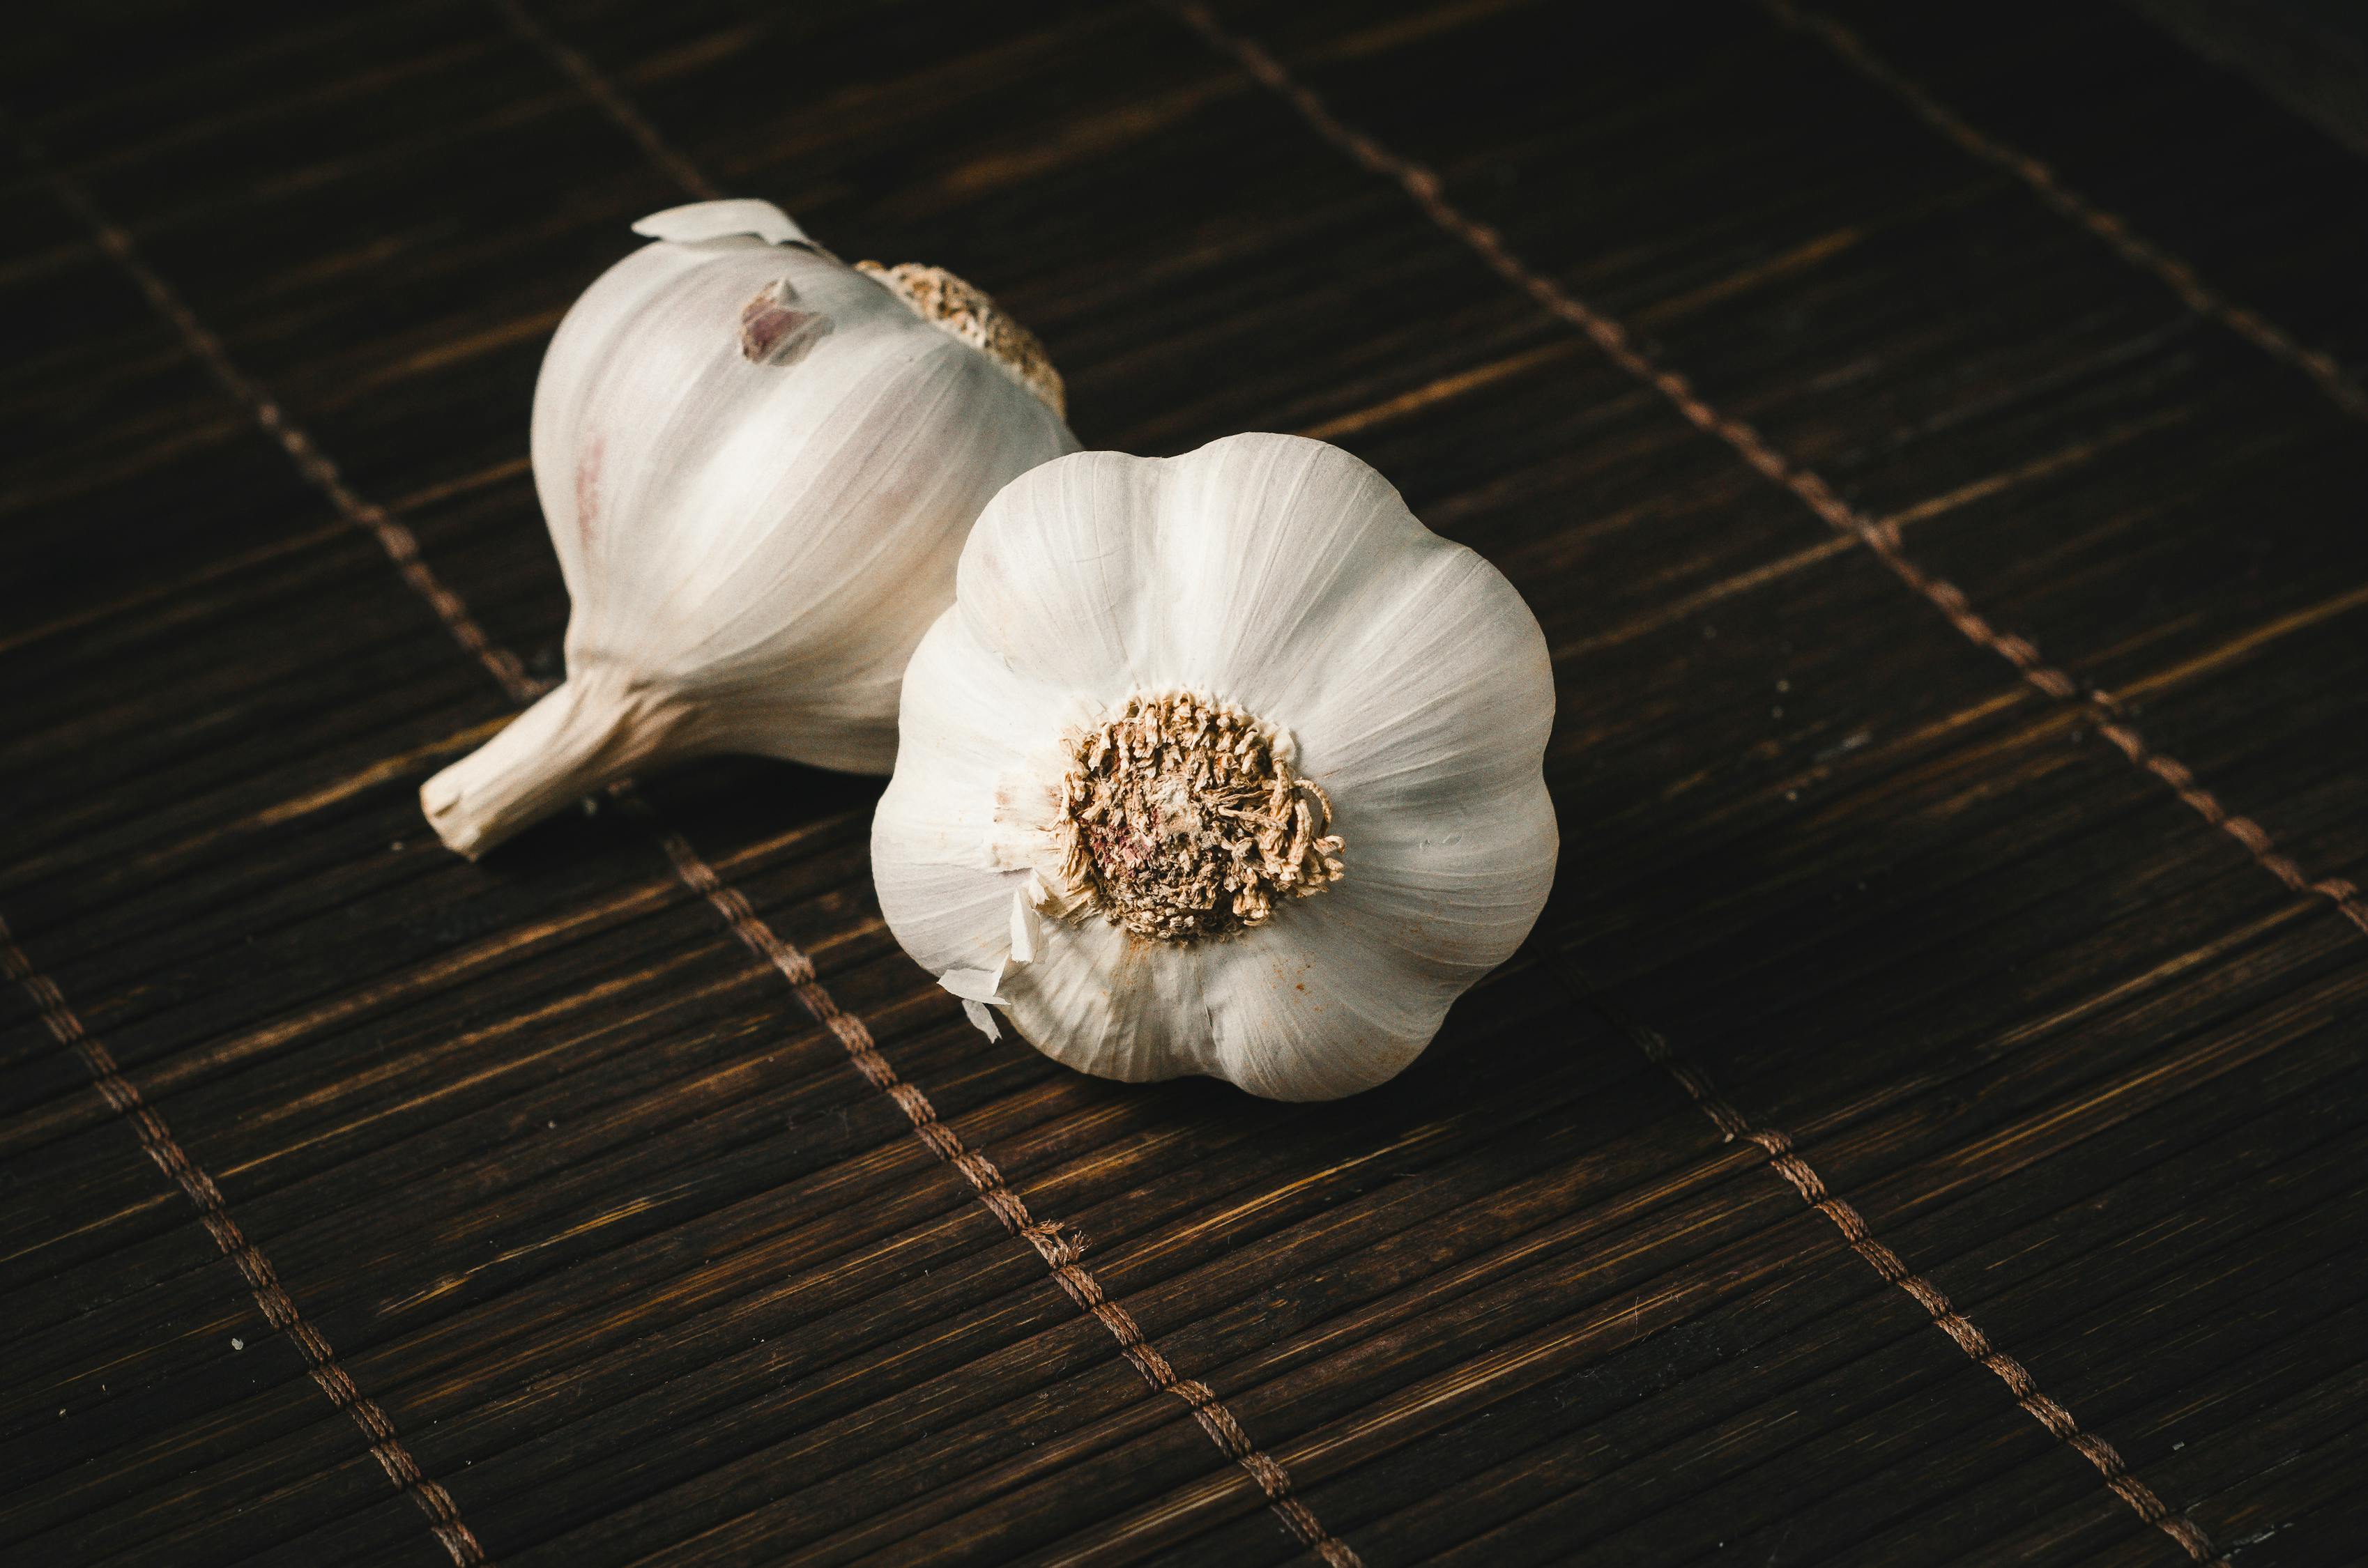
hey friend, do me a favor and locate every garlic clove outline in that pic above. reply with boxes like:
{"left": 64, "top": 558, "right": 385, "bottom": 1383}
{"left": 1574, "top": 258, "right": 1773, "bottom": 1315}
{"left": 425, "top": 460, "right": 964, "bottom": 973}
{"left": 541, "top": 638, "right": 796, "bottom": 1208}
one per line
{"left": 422, "top": 199, "right": 1078, "bottom": 859}
{"left": 871, "top": 433, "right": 1558, "bottom": 1100}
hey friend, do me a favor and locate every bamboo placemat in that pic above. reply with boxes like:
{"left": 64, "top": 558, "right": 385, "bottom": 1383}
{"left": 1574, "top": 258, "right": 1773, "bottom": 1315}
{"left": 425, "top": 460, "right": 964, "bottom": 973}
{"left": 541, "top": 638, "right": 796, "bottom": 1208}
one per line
{"left": 6, "top": 1, "right": 2366, "bottom": 1563}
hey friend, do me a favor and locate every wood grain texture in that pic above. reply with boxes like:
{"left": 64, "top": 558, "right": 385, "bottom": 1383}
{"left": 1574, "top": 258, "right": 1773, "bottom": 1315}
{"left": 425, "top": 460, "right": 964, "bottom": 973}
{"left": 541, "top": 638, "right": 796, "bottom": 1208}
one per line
{"left": 4, "top": 0, "right": 2365, "bottom": 1563}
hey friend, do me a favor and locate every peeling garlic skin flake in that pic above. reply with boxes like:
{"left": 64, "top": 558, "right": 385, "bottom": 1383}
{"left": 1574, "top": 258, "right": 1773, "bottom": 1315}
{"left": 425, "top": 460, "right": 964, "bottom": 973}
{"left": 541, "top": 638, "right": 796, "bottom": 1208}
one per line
{"left": 871, "top": 433, "right": 1558, "bottom": 1101}
{"left": 419, "top": 199, "right": 1078, "bottom": 859}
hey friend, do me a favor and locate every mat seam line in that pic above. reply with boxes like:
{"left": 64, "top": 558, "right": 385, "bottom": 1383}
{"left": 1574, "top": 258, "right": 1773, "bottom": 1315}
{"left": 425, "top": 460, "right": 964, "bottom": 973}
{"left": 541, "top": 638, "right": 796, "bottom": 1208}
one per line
{"left": 31, "top": 17, "right": 1356, "bottom": 1562}
{"left": 622, "top": 789, "right": 1355, "bottom": 1563}
{"left": 490, "top": 2, "right": 1357, "bottom": 1555}
{"left": 489, "top": 0, "right": 721, "bottom": 203}
{"left": 1762, "top": 0, "right": 2368, "bottom": 423}
{"left": 26, "top": 162, "right": 539, "bottom": 706}
{"left": 490, "top": 4, "right": 1359, "bottom": 1560}
{"left": 0, "top": 916, "right": 487, "bottom": 1567}
{"left": 1168, "top": 4, "right": 2267, "bottom": 1560}
{"left": 1543, "top": 955, "right": 2226, "bottom": 1565}
{"left": 1170, "top": 1, "right": 2367, "bottom": 954}
{"left": 8, "top": 123, "right": 492, "bottom": 1567}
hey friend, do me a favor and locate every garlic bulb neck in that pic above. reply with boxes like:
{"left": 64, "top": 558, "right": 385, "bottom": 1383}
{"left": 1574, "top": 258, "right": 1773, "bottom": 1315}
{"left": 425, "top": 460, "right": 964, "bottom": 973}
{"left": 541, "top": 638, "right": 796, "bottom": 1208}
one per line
{"left": 855, "top": 261, "right": 1066, "bottom": 419}
{"left": 1055, "top": 691, "right": 1345, "bottom": 944}
{"left": 421, "top": 669, "right": 689, "bottom": 860}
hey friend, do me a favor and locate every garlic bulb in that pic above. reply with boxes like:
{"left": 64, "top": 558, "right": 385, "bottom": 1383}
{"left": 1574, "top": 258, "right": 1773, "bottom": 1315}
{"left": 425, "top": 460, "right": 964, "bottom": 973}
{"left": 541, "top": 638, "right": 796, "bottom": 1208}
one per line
{"left": 422, "top": 199, "right": 1078, "bottom": 858}
{"left": 871, "top": 433, "right": 1558, "bottom": 1100}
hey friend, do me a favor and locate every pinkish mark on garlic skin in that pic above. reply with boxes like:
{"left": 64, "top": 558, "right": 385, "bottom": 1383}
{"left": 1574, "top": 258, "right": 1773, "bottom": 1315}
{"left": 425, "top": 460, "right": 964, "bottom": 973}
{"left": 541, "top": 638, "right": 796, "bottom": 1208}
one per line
{"left": 739, "top": 279, "right": 830, "bottom": 364}
{"left": 576, "top": 434, "right": 602, "bottom": 553}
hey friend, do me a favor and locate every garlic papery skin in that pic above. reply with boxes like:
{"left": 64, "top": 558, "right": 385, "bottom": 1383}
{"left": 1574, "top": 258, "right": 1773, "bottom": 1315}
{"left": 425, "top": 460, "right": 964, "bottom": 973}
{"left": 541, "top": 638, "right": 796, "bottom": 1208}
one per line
{"left": 871, "top": 433, "right": 1558, "bottom": 1101}
{"left": 421, "top": 199, "right": 1078, "bottom": 859}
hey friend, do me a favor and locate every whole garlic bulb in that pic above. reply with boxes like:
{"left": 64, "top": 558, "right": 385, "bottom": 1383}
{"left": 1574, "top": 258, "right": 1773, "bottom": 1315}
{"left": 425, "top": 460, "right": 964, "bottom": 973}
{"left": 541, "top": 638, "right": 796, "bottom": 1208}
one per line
{"left": 422, "top": 199, "right": 1078, "bottom": 858}
{"left": 871, "top": 433, "right": 1558, "bottom": 1100}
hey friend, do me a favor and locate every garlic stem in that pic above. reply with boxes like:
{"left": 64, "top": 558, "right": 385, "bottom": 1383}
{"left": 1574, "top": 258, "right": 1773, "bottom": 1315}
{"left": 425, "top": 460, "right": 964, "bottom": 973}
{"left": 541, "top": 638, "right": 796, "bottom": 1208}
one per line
{"left": 421, "top": 670, "right": 685, "bottom": 860}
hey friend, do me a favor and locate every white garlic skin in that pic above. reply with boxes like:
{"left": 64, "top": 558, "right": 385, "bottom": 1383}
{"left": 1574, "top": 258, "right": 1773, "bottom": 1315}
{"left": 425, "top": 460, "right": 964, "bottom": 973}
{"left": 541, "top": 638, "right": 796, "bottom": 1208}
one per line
{"left": 871, "top": 433, "right": 1558, "bottom": 1101}
{"left": 421, "top": 200, "right": 1078, "bottom": 859}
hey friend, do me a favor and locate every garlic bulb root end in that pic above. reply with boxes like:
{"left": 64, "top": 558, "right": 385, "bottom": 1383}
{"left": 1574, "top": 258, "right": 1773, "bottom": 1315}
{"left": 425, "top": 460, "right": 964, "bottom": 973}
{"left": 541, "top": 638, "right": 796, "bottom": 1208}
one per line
{"left": 1053, "top": 689, "right": 1343, "bottom": 944}
{"left": 421, "top": 671, "right": 689, "bottom": 860}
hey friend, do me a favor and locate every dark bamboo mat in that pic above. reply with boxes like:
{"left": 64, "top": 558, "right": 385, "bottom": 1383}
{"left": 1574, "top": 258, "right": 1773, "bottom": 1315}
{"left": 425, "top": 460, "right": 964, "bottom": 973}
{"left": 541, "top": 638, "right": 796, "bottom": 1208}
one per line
{"left": 6, "top": 1, "right": 2367, "bottom": 1563}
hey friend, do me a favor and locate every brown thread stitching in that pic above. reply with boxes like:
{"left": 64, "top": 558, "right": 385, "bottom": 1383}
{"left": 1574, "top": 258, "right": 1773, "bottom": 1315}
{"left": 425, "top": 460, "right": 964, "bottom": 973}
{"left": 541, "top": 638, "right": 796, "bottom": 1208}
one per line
{"left": 28, "top": 26, "right": 1357, "bottom": 1560}
{"left": 513, "top": 0, "right": 2357, "bottom": 1545}
{"left": 491, "top": 3, "right": 1359, "bottom": 1551}
{"left": 1166, "top": 2, "right": 2368, "bottom": 953}
{"left": 627, "top": 792, "right": 1361, "bottom": 1566}
{"left": 0, "top": 918, "right": 488, "bottom": 1568}
{"left": 1168, "top": 6, "right": 2244, "bottom": 1557}
{"left": 1760, "top": 0, "right": 2368, "bottom": 424}
{"left": 11, "top": 137, "right": 541, "bottom": 709}
{"left": 1541, "top": 957, "right": 2226, "bottom": 1565}
{"left": 26, "top": 18, "right": 2239, "bottom": 1566}
{"left": 487, "top": 0, "right": 721, "bottom": 201}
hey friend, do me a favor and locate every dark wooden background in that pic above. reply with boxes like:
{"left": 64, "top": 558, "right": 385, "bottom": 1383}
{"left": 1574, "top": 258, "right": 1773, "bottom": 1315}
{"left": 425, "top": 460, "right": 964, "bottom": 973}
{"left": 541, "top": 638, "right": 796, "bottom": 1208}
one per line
{"left": 5, "top": 1, "right": 2366, "bottom": 1563}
